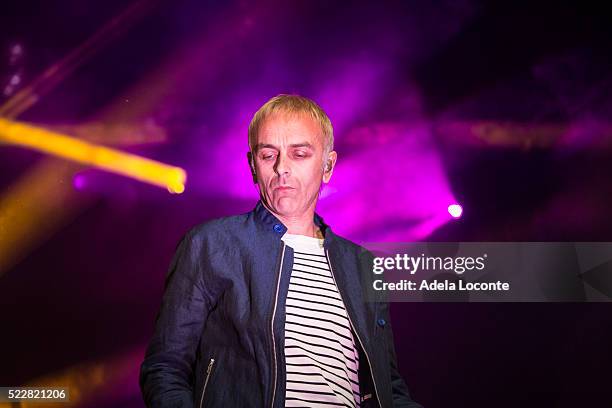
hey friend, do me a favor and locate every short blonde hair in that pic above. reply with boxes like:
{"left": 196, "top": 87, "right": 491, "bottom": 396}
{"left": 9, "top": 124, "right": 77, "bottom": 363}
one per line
{"left": 248, "top": 94, "right": 334, "bottom": 156}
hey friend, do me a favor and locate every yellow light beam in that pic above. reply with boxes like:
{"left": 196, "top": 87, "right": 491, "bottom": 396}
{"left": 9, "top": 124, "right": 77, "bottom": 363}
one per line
{"left": 0, "top": 118, "right": 186, "bottom": 194}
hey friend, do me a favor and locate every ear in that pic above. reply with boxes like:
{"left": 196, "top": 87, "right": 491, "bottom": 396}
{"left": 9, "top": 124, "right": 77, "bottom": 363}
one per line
{"left": 322, "top": 151, "right": 337, "bottom": 183}
{"left": 247, "top": 151, "right": 257, "bottom": 183}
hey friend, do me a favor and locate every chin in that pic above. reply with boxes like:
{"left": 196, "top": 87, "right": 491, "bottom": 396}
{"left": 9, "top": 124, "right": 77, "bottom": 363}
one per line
{"left": 273, "top": 197, "right": 301, "bottom": 215}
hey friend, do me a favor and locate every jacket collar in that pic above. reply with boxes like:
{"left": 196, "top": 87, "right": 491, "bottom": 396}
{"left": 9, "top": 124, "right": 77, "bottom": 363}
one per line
{"left": 253, "top": 199, "right": 334, "bottom": 248}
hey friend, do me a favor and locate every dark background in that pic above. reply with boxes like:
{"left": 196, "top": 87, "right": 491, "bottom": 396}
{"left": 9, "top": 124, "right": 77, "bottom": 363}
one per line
{"left": 1, "top": 1, "right": 611, "bottom": 407}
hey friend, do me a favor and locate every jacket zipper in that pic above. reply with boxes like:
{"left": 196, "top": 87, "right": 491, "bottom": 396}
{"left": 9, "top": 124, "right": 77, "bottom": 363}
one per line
{"left": 269, "top": 242, "right": 286, "bottom": 408}
{"left": 199, "top": 358, "right": 215, "bottom": 408}
{"left": 326, "top": 249, "right": 382, "bottom": 408}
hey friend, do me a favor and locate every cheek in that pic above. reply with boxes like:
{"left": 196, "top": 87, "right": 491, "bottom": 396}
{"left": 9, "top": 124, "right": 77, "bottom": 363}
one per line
{"left": 296, "top": 164, "right": 323, "bottom": 188}
{"left": 255, "top": 163, "right": 273, "bottom": 179}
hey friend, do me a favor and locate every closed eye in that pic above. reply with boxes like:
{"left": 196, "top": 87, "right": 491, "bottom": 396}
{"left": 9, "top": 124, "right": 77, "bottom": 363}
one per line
{"left": 293, "top": 150, "right": 311, "bottom": 159}
{"left": 259, "top": 151, "right": 277, "bottom": 161}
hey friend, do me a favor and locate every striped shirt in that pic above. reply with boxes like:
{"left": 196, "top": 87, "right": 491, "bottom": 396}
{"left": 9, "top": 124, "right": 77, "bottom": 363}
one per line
{"left": 281, "top": 233, "right": 360, "bottom": 407}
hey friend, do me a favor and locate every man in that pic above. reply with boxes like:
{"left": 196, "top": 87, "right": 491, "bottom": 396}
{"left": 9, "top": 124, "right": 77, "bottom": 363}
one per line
{"left": 140, "top": 95, "right": 421, "bottom": 407}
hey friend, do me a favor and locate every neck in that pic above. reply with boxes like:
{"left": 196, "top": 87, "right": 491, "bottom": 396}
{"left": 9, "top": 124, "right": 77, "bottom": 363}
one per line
{"left": 261, "top": 200, "right": 322, "bottom": 238}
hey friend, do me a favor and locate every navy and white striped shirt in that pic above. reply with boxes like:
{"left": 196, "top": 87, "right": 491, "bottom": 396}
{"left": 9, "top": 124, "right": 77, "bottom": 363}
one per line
{"left": 282, "top": 233, "right": 360, "bottom": 407}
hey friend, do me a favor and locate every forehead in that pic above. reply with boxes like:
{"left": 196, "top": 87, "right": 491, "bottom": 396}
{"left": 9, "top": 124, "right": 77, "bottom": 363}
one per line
{"left": 256, "top": 111, "right": 324, "bottom": 148}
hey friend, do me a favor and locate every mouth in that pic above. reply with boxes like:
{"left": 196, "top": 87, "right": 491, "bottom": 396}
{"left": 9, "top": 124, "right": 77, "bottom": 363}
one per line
{"left": 274, "top": 186, "right": 294, "bottom": 191}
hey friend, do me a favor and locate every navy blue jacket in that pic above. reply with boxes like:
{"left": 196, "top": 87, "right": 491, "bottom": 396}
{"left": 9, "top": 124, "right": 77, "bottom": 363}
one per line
{"left": 140, "top": 200, "right": 422, "bottom": 408}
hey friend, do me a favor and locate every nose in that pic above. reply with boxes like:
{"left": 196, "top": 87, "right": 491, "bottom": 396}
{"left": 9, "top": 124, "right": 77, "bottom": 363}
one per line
{"left": 274, "top": 152, "right": 290, "bottom": 177}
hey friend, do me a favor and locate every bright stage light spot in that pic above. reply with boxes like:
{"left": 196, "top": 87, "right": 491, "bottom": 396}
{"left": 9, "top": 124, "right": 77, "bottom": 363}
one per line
{"left": 448, "top": 203, "right": 463, "bottom": 219}
{"left": 168, "top": 182, "right": 185, "bottom": 194}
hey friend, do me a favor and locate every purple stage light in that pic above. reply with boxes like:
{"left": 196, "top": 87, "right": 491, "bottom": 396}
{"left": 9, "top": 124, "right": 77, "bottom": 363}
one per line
{"left": 73, "top": 173, "right": 87, "bottom": 190}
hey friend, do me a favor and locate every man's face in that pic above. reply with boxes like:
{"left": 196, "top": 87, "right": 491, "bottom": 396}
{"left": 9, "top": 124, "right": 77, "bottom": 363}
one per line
{"left": 250, "top": 112, "right": 335, "bottom": 218}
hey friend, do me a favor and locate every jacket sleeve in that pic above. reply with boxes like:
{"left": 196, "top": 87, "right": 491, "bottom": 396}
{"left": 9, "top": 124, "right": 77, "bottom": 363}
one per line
{"left": 380, "top": 299, "right": 423, "bottom": 408}
{"left": 140, "top": 231, "right": 211, "bottom": 408}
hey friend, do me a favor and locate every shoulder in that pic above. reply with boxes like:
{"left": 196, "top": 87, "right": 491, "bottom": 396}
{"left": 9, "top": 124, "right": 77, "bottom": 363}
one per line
{"left": 330, "top": 231, "right": 375, "bottom": 261}
{"left": 185, "top": 211, "right": 253, "bottom": 243}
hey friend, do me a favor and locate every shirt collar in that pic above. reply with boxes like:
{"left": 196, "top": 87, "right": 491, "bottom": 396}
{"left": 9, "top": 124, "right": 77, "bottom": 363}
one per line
{"left": 253, "top": 199, "right": 333, "bottom": 248}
